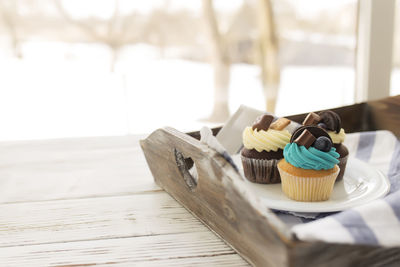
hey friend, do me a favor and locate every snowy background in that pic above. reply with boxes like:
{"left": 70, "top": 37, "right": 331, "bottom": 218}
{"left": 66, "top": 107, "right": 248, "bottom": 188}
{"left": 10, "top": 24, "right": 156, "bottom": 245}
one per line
{"left": 0, "top": 0, "right": 399, "bottom": 141}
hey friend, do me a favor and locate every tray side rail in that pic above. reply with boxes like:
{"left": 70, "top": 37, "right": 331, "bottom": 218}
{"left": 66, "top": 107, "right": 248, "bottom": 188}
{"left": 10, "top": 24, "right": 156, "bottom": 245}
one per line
{"left": 140, "top": 127, "right": 291, "bottom": 266}
{"left": 286, "top": 95, "right": 400, "bottom": 138}
{"left": 141, "top": 95, "right": 400, "bottom": 266}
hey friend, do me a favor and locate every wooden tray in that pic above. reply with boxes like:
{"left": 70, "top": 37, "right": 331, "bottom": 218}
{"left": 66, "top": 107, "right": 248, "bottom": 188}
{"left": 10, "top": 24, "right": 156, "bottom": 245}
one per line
{"left": 140, "top": 95, "right": 400, "bottom": 266}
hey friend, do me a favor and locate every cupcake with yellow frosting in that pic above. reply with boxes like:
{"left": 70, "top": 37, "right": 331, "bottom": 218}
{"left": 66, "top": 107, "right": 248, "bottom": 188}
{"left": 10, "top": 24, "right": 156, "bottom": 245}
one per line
{"left": 302, "top": 111, "right": 348, "bottom": 181}
{"left": 277, "top": 126, "right": 340, "bottom": 201}
{"left": 241, "top": 114, "right": 292, "bottom": 184}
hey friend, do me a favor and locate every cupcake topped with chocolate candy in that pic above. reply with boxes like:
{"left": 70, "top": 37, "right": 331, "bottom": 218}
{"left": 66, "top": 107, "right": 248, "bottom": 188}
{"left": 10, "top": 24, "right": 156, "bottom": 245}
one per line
{"left": 241, "top": 114, "right": 292, "bottom": 184}
{"left": 277, "top": 126, "right": 340, "bottom": 201}
{"left": 302, "top": 111, "right": 349, "bottom": 181}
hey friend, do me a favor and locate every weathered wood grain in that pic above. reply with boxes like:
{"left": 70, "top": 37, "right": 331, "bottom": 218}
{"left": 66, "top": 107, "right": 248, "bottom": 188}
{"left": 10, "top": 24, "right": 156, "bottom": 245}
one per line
{"left": 286, "top": 102, "right": 369, "bottom": 134}
{"left": 3, "top": 96, "right": 399, "bottom": 266}
{"left": 0, "top": 135, "right": 159, "bottom": 204}
{"left": 286, "top": 95, "right": 400, "bottom": 138}
{"left": 367, "top": 95, "right": 400, "bottom": 137}
{"left": 0, "top": 232, "right": 248, "bottom": 267}
{"left": 289, "top": 242, "right": 400, "bottom": 267}
{"left": 141, "top": 127, "right": 290, "bottom": 266}
{"left": 141, "top": 95, "right": 400, "bottom": 267}
{"left": 0, "top": 134, "right": 249, "bottom": 266}
{"left": 0, "top": 193, "right": 208, "bottom": 247}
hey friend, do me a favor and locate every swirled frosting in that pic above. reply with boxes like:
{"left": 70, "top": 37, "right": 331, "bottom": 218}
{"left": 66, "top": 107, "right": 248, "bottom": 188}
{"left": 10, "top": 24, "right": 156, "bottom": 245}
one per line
{"left": 327, "top": 128, "right": 345, "bottom": 144}
{"left": 243, "top": 127, "right": 291, "bottom": 152}
{"left": 283, "top": 143, "right": 339, "bottom": 170}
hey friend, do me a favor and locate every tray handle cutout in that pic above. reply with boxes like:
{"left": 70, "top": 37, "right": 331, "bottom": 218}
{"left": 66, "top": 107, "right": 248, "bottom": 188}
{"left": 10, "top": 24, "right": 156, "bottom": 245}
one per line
{"left": 174, "top": 148, "right": 198, "bottom": 191}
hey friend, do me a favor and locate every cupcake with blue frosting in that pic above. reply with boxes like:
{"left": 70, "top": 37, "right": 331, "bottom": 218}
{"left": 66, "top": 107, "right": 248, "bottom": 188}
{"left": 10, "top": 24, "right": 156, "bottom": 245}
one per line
{"left": 277, "top": 126, "right": 340, "bottom": 201}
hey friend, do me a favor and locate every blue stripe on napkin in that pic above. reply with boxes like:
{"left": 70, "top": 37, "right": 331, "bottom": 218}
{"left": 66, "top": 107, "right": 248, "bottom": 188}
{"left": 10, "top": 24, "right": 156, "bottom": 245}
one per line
{"left": 388, "top": 140, "right": 400, "bottom": 193}
{"left": 289, "top": 130, "right": 400, "bottom": 246}
{"left": 330, "top": 131, "right": 398, "bottom": 245}
{"left": 355, "top": 131, "right": 376, "bottom": 162}
{"left": 334, "top": 209, "right": 379, "bottom": 245}
{"left": 385, "top": 191, "right": 400, "bottom": 221}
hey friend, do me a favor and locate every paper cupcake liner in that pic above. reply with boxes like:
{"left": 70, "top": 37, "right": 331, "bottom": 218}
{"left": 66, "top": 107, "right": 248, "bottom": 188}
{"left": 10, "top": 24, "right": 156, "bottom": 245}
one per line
{"left": 335, "top": 155, "right": 348, "bottom": 182}
{"left": 241, "top": 156, "right": 281, "bottom": 184}
{"left": 277, "top": 166, "right": 340, "bottom": 202}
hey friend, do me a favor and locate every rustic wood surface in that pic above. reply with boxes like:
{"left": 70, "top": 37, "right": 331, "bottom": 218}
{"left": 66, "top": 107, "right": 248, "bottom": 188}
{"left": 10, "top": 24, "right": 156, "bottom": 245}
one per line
{"left": 3, "top": 96, "right": 400, "bottom": 266}
{"left": 0, "top": 135, "right": 249, "bottom": 266}
{"left": 141, "top": 96, "right": 400, "bottom": 267}
{"left": 286, "top": 95, "right": 400, "bottom": 138}
{"left": 141, "top": 127, "right": 291, "bottom": 266}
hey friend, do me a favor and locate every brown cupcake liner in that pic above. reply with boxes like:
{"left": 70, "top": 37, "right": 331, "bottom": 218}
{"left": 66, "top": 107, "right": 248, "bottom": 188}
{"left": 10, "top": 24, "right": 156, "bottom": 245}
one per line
{"left": 335, "top": 154, "right": 348, "bottom": 182}
{"left": 240, "top": 156, "right": 281, "bottom": 184}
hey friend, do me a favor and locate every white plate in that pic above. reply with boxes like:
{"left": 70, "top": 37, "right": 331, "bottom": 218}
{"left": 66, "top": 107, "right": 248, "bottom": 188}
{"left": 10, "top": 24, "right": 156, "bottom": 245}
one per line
{"left": 235, "top": 157, "right": 390, "bottom": 213}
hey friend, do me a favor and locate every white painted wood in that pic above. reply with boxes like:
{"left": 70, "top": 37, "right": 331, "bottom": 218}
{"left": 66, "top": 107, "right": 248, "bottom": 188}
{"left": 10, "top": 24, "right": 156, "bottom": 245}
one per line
{"left": 0, "top": 135, "right": 159, "bottom": 203}
{"left": 0, "top": 193, "right": 208, "bottom": 247}
{"left": 355, "top": 0, "right": 395, "bottom": 102}
{"left": 0, "top": 135, "right": 249, "bottom": 266}
{"left": 0, "top": 232, "right": 248, "bottom": 266}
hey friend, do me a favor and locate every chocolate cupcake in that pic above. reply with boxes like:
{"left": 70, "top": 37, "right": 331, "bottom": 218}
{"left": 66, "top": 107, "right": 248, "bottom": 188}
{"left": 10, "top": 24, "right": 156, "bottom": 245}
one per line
{"left": 241, "top": 114, "right": 292, "bottom": 184}
{"left": 302, "top": 111, "right": 348, "bottom": 181}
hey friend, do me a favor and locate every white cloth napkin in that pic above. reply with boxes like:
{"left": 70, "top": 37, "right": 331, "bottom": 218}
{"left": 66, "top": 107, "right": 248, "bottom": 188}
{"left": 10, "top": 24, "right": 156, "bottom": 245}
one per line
{"left": 290, "top": 130, "right": 400, "bottom": 246}
{"left": 201, "top": 105, "right": 400, "bottom": 246}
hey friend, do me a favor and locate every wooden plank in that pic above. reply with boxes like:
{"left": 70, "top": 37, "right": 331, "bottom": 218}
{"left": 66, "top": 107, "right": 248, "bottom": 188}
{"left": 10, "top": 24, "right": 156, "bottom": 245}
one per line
{"left": 286, "top": 102, "right": 369, "bottom": 134}
{"left": 129, "top": 254, "right": 248, "bottom": 267}
{"left": 141, "top": 127, "right": 290, "bottom": 266}
{"left": 0, "top": 136, "right": 249, "bottom": 266}
{"left": 285, "top": 95, "right": 400, "bottom": 139}
{"left": 290, "top": 241, "right": 400, "bottom": 267}
{"left": 0, "top": 135, "right": 158, "bottom": 203}
{"left": 0, "top": 232, "right": 248, "bottom": 266}
{"left": 0, "top": 193, "right": 210, "bottom": 247}
{"left": 367, "top": 95, "right": 400, "bottom": 137}
{"left": 141, "top": 99, "right": 400, "bottom": 266}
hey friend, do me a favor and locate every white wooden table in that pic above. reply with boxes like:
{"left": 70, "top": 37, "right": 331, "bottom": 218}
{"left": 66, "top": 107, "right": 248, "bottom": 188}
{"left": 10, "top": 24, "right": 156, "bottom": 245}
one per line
{"left": 0, "top": 135, "right": 248, "bottom": 266}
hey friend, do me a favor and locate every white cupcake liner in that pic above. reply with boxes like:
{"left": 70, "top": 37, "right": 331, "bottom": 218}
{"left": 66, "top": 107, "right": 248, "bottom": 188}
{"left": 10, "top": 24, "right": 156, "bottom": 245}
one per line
{"left": 277, "top": 165, "right": 340, "bottom": 202}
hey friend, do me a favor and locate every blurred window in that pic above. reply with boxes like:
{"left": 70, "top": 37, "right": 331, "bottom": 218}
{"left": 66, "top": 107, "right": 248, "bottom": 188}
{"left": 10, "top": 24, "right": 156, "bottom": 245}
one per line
{"left": 0, "top": 0, "right": 358, "bottom": 140}
{"left": 391, "top": 0, "right": 400, "bottom": 96}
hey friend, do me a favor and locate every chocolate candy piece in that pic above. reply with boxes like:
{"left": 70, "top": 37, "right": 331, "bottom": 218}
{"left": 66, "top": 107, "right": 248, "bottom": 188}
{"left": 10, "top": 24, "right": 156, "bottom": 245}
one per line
{"left": 252, "top": 114, "right": 274, "bottom": 131}
{"left": 313, "top": 136, "right": 332, "bottom": 152}
{"left": 302, "top": 112, "right": 321, "bottom": 126}
{"left": 294, "top": 129, "right": 316, "bottom": 148}
{"left": 290, "top": 125, "right": 332, "bottom": 144}
{"left": 318, "top": 111, "right": 341, "bottom": 133}
{"left": 270, "top": 118, "right": 290, "bottom": 130}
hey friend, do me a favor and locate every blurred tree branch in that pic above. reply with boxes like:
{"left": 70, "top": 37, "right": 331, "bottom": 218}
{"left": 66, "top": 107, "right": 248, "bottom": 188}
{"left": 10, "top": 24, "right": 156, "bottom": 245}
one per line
{"left": 202, "top": 0, "right": 280, "bottom": 120}
{"left": 54, "top": 0, "right": 138, "bottom": 71}
{"left": 256, "top": 0, "right": 280, "bottom": 113}
{"left": 54, "top": 0, "right": 103, "bottom": 41}
{"left": 202, "top": 0, "right": 230, "bottom": 122}
{"left": 0, "top": 0, "right": 22, "bottom": 58}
